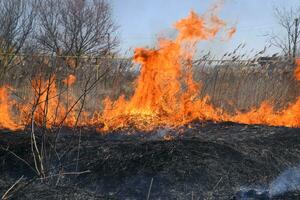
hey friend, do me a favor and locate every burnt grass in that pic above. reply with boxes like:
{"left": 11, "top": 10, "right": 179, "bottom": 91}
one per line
{"left": 0, "top": 121, "right": 300, "bottom": 199}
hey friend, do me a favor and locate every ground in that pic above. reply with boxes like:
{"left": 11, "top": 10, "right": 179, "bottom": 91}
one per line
{"left": 0, "top": 121, "right": 300, "bottom": 199}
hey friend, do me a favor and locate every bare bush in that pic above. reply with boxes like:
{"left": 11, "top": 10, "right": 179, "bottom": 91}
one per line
{"left": 270, "top": 6, "right": 300, "bottom": 59}
{"left": 0, "top": 0, "right": 35, "bottom": 80}
{"left": 35, "top": 0, "right": 118, "bottom": 63}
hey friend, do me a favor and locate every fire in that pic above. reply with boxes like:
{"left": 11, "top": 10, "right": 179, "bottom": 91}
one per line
{"left": 230, "top": 100, "right": 300, "bottom": 127}
{"left": 0, "top": 75, "right": 81, "bottom": 130}
{"left": 163, "top": 134, "right": 175, "bottom": 141}
{"left": 0, "top": 86, "right": 23, "bottom": 130}
{"left": 28, "top": 75, "right": 80, "bottom": 127}
{"left": 226, "top": 27, "right": 236, "bottom": 40}
{"left": 99, "top": 10, "right": 228, "bottom": 131}
{"left": 31, "top": 76, "right": 61, "bottom": 127}
{"left": 99, "top": 12, "right": 300, "bottom": 131}
{"left": 175, "top": 11, "right": 225, "bottom": 42}
{"left": 0, "top": 7, "right": 299, "bottom": 132}
{"left": 63, "top": 74, "right": 76, "bottom": 86}
{"left": 231, "top": 59, "right": 300, "bottom": 127}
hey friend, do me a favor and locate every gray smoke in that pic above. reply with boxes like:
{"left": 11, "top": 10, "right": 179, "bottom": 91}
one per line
{"left": 236, "top": 163, "right": 300, "bottom": 199}
{"left": 269, "top": 164, "right": 300, "bottom": 197}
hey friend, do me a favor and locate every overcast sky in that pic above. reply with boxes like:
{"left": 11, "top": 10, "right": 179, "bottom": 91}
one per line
{"left": 111, "top": 0, "right": 300, "bottom": 57}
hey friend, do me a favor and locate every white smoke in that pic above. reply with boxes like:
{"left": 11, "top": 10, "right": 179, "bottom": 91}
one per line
{"left": 269, "top": 164, "right": 300, "bottom": 197}
{"left": 236, "top": 163, "right": 300, "bottom": 199}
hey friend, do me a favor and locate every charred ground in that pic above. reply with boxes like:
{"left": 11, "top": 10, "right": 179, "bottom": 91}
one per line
{"left": 1, "top": 122, "right": 300, "bottom": 199}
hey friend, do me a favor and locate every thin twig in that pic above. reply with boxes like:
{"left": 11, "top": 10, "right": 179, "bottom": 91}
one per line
{"left": 212, "top": 176, "right": 223, "bottom": 191}
{"left": 76, "top": 128, "right": 82, "bottom": 172}
{"left": 0, "top": 146, "right": 37, "bottom": 175}
{"left": 1, "top": 175, "right": 24, "bottom": 200}
{"left": 146, "top": 178, "right": 153, "bottom": 200}
{"left": 39, "top": 170, "right": 91, "bottom": 180}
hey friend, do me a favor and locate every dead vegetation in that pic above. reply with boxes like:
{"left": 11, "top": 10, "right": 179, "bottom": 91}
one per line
{"left": 194, "top": 59, "right": 299, "bottom": 112}
{"left": 1, "top": 122, "right": 300, "bottom": 199}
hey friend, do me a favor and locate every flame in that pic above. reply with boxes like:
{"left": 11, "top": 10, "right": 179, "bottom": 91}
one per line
{"left": 226, "top": 27, "right": 236, "bottom": 40}
{"left": 0, "top": 86, "right": 23, "bottom": 130}
{"left": 295, "top": 59, "right": 300, "bottom": 81}
{"left": 31, "top": 76, "right": 61, "bottom": 127}
{"left": 29, "top": 75, "right": 79, "bottom": 127}
{"left": 230, "top": 98, "right": 300, "bottom": 127}
{"left": 0, "top": 8, "right": 299, "bottom": 133}
{"left": 163, "top": 134, "right": 175, "bottom": 141}
{"left": 99, "top": 12, "right": 300, "bottom": 131}
{"left": 99, "top": 10, "right": 227, "bottom": 131}
{"left": 63, "top": 74, "right": 76, "bottom": 86}
{"left": 231, "top": 59, "right": 300, "bottom": 127}
{"left": 0, "top": 75, "right": 81, "bottom": 130}
{"left": 175, "top": 11, "right": 225, "bottom": 42}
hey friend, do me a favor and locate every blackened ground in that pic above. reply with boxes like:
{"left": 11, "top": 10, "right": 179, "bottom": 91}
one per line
{"left": 0, "top": 121, "right": 300, "bottom": 199}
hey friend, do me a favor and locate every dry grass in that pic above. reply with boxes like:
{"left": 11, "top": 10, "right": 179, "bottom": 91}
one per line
{"left": 2, "top": 55, "right": 299, "bottom": 120}
{"left": 194, "top": 60, "right": 299, "bottom": 113}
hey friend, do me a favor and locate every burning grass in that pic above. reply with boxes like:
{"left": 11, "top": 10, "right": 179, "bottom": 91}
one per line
{"left": 0, "top": 9, "right": 300, "bottom": 132}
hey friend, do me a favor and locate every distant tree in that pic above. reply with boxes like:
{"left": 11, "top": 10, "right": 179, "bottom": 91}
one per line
{"left": 36, "top": 0, "right": 118, "bottom": 66}
{"left": 270, "top": 6, "right": 300, "bottom": 59}
{"left": 0, "top": 0, "right": 35, "bottom": 79}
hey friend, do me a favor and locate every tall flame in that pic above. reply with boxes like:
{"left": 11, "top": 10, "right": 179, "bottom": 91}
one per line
{"left": 100, "top": 11, "right": 228, "bottom": 130}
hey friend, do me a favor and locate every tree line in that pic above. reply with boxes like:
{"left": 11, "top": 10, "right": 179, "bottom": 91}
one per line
{"left": 0, "top": 0, "right": 118, "bottom": 80}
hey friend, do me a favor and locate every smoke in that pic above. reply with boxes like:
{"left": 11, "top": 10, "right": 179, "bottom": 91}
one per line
{"left": 269, "top": 163, "right": 300, "bottom": 197}
{"left": 236, "top": 163, "right": 300, "bottom": 199}
{"left": 235, "top": 186, "right": 268, "bottom": 200}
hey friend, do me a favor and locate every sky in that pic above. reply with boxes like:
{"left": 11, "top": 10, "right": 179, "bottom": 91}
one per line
{"left": 111, "top": 0, "right": 300, "bottom": 58}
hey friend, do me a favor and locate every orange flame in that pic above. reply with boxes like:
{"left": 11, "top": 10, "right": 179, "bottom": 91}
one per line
{"left": 175, "top": 11, "right": 225, "bottom": 42}
{"left": 226, "top": 27, "right": 236, "bottom": 40}
{"left": 99, "top": 11, "right": 300, "bottom": 131}
{"left": 0, "top": 8, "right": 299, "bottom": 133}
{"left": 295, "top": 59, "right": 300, "bottom": 81}
{"left": 231, "top": 59, "right": 300, "bottom": 127}
{"left": 29, "top": 76, "right": 79, "bottom": 127}
{"left": 0, "top": 75, "right": 81, "bottom": 130}
{"left": 0, "top": 86, "right": 23, "bottom": 130}
{"left": 99, "top": 10, "right": 227, "bottom": 131}
{"left": 230, "top": 99, "right": 300, "bottom": 127}
{"left": 63, "top": 74, "right": 76, "bottom": 86}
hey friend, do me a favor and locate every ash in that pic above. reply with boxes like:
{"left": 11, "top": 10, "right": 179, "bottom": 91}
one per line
{"left": 1, "top": 121, "right": 300, "bottom": 199}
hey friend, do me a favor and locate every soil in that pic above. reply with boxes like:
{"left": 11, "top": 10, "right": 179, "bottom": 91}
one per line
{"left": 0, "top": 121, "right": 300, "bottom": 199}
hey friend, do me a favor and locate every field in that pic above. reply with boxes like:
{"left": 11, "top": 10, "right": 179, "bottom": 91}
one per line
{"left": 1, "top": 121, "right": 300, "bottom": 199}
{"left": 1, "top": 1, "right": 300, "bottom": 199}
{"left": 1, "top": 59, "right": 300, "bottom": 199}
